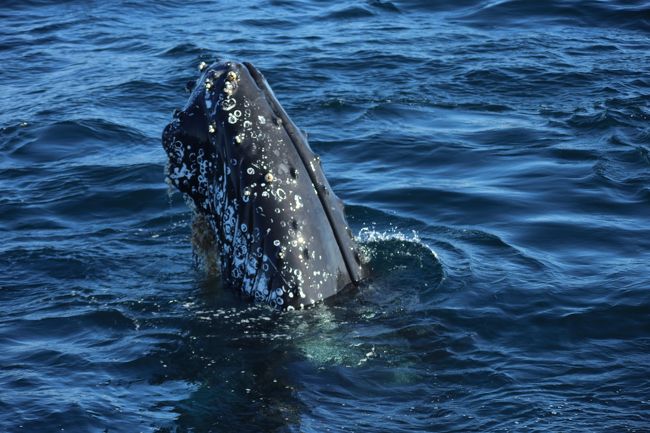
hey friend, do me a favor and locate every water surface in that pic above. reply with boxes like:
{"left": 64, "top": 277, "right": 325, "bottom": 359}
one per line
{"left": 1, "top": 1, "right": 649, "bottom": 432}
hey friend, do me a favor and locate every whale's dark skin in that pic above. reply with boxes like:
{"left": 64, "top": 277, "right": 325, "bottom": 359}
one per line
{"left": 162, "top": 61, "right": 366, "bottom": 310}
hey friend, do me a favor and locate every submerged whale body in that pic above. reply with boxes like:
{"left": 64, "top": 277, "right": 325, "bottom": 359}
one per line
{"left": 162, "top": 60, "right": 365, "bottom": 310}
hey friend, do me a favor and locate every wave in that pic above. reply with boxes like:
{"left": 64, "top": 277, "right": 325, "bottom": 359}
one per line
{"left": 399, "top": 0, "right": 650, "bottom": 31}
{"left": 318, "top": 0, "right": 400, "bottom": 20}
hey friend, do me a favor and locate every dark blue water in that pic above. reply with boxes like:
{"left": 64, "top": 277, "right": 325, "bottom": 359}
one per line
{"left": 1, "top": 1, "right": 649, "bottom": 432}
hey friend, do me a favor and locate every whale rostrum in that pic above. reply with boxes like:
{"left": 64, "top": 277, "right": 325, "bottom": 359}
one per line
{"left": 162, "top": 61, "right": 366, "bottom": 310}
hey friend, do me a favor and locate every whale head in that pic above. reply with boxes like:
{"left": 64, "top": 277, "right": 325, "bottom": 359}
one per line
{"left": 162, "top": 60, "right": 365, "bottom": 310}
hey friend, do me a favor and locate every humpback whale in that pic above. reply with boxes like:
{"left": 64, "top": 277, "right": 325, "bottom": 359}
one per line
{"left": 162, "top": 60, "right": 365, "bottom": 310}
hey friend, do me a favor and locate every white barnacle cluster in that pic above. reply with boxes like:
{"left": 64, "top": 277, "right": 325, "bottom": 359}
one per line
{"left": 224, "top": 81, "right": 234, "bottom": 96}
{"left": 163, "top": 119, "right": 218, "bottom": 218}
{"left": 228, "top": 109, "right": 241, "bottom": 125}
{"left": 163, "top": 122, "right": 191, "bottom": 186}
{"left": 194, "top": 77, "right": 284, "bottom": 307}
{"left": 222, "top": 96, "right": 237, "bottom": 111}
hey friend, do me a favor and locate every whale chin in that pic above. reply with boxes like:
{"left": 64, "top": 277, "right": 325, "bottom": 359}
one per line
{"left": 162, "top": 60, "right": 365, "bottom": 310}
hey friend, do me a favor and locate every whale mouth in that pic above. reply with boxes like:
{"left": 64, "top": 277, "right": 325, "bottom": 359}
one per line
{"left": 162, "top": 60, "right": 365, "bottom": 308}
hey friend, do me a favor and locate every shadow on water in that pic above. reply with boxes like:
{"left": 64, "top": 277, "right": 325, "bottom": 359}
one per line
{"left": 151, "top": 277, "right": 304, "bottom": 433}
{"left": 153, "top": 229, "right": 445, "bottom": 433}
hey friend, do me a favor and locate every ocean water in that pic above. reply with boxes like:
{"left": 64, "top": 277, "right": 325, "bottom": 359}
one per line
{"left": 1, "top": 0, "right": 649, "bottom": 432}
